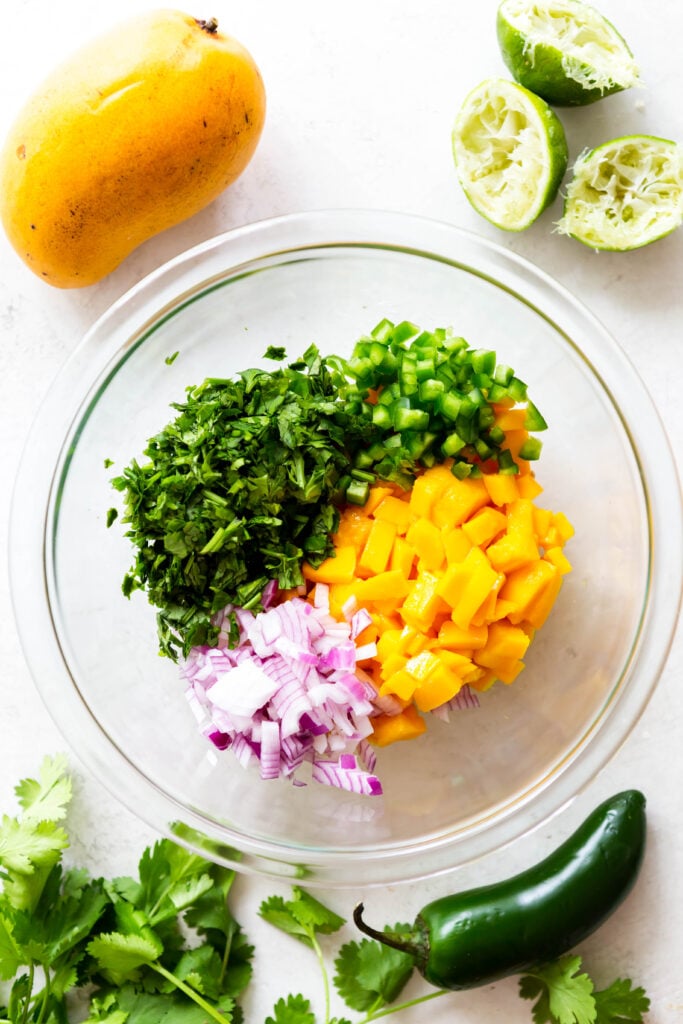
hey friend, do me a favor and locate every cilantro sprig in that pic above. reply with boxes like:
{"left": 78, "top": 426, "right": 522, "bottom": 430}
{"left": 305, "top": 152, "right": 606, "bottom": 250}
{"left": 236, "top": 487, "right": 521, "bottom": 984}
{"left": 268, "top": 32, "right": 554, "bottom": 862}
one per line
{"left": 0, "top": 756, "right": 252, "bottom": 1024}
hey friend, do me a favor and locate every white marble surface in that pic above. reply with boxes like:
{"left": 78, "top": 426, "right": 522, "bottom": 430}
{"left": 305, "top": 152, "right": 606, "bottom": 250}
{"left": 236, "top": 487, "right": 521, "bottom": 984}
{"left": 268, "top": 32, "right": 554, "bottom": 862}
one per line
{"left": 1, "top": 1, "right": 682, "bottom": 1020}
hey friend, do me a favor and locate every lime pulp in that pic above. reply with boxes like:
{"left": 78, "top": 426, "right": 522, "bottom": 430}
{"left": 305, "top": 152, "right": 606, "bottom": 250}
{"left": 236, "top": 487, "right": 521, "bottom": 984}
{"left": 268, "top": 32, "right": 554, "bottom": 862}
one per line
{"left": 452, "top": 77, "right": 568, "bottom": 232}
{"left": 496, "top": 0, "right": 641, "bottom": 106}
{"left": 556, "top": 135, "right": 683, "bottom": 251}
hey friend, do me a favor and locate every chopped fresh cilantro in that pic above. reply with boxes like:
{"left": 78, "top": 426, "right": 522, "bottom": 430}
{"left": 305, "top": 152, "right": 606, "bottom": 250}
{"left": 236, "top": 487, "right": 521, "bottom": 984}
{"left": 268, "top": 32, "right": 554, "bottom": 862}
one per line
{"left": 104, "top": 457, "right": 114, "bottom": 468}
{"left": 264, "top": 345, "right": 287, "bottom": 361}
{"left": 165, "top": 351, "right": 180, "bottom": 365}
{"left": 110, "top": 349, "right": 376, "bottom": 658}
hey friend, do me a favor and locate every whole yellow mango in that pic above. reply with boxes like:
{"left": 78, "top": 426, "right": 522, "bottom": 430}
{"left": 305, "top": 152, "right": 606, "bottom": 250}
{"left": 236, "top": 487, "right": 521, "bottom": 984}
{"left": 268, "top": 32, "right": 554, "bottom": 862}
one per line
{"left": 0, "top": 10, "right": 266, "bottom": 288}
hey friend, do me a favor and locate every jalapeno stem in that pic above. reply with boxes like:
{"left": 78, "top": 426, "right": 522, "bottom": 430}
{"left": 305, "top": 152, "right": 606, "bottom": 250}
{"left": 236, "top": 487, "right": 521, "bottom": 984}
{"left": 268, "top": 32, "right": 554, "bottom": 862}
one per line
{"left": 353, "top": 903, "right": 424, "bottom": 960}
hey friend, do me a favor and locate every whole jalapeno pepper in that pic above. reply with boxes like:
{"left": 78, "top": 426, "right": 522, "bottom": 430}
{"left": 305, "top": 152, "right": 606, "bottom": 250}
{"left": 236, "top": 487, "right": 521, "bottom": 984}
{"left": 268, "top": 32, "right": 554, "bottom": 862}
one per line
{"left": 354, "top": 789, "right": 646, "bottom": 990}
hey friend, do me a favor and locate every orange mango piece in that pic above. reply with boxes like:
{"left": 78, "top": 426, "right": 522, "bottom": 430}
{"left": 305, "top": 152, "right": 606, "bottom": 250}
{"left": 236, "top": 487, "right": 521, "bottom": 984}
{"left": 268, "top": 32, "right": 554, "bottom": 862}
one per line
{"left": 406, "top": 517, "right": 445, "bottom": 571}
{"left": 544, "top": 546, "right": 573, "bottom": 575}
{"left": 357, "top": 518, "right": 397, "bottom": 577}
{"left": 516, "top": 474, "right": 543, "bottom": 500}
{"left": 482, "top": 471, "right": 520, "bottom": 506}
{"left": 370, "top": 705, "right": 427, "bottom": 746}
{"left": 303, "top": 545, "right": 357, "bottom": 584}
{"left": 450, "top": 547, "right": 499, "bottom": 631}
{"left": 400, "top": 571, "right": 444, "bottom": 632}
{"left": 462, "top": 506, "right": 507, "bottom": 548}
{"left": 357, "top": 570, "right": 410, "bottom": 604}
{"left": 443, "top": 526, "right": 472, "bottom": 564}
{"left": 390, "top": 536, "right": 416, "bottom": 578}
{"left": 413, "top": 662, "right": 463, "bottom": 712}
{"left": 373, "top": 495, "right": 414, "bottom": 535}
{"left": 363, "top": 486, "right": 395, "bottom": 516}
{"left": 499, "top": 559, "right": 562, "bottom": 629}
{"left": 437, "top": 619, "right": 488, "bottom": 651}
{"left": 431, "top": 476, "right": 489, "bottom": 528}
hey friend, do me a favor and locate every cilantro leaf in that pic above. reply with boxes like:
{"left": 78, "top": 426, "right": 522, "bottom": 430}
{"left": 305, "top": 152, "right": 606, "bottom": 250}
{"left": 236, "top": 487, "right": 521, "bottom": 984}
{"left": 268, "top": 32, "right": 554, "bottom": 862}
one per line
{"left": 85, "top": 985, "right": 233, "bottom": 1023}
{"left": 88, "top": 930, "right": 165, "bottom": 984}
{"left": 14, "top": 754, "right": 72, "bottom": 824}
{"left": 593, "top": 978, "right": 650, "bottom": 1023}
{"left": 519, "top": 956, "right": 596, "bottom": 1024}
{"left": 183, "top": 866, "right": 253, "bottom": 1001}
{"left": 134, "top": 840, "right": 215, "bottom": 926}
{"left": 259, "top": 887, "right": 344, "bottom": 949}
{"left": 333, "top": 926, "right": 415, "bottom": 1013}
{"left": 265, "top": 993, "right": 316, "bottom": 1024}
{"left": 0, "top": 755, "right": 72, "bottom": 912}
{"left": 0, "top": 910, "right": 22, "bottom": 980}
{"left": 264, "top": 346, "right": 287, "bottom": 361}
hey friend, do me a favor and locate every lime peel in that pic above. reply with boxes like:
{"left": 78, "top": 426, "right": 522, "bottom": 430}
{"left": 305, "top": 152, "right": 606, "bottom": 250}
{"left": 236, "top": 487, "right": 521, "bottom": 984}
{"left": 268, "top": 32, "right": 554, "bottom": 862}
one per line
{"left": 556, "top": 135, "right": 683, "bottom": 251}
{"left": 452, "top": 77, "right": 568, "bottom": 232}
{"left": 497, "top": 0, "right": 641, "bottom": 106}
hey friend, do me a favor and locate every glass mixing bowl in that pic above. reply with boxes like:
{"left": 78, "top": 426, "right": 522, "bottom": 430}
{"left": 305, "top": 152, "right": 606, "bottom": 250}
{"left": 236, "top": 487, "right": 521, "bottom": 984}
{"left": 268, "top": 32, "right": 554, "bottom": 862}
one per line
{"left": 10, "top": 210, "right": 682, "bottom": 886}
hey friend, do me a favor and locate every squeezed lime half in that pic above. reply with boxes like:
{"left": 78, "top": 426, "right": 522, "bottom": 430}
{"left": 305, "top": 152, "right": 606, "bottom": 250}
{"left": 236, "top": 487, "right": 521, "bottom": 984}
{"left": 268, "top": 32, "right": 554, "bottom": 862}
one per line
{"left": 452, "top": 77, "right": 568, "bottom": 232}
{"left": 557, "top": 135, "right": 683, "bottom": 250}
{"left": 497, "top": 0, "right": 641, "bottom": 106}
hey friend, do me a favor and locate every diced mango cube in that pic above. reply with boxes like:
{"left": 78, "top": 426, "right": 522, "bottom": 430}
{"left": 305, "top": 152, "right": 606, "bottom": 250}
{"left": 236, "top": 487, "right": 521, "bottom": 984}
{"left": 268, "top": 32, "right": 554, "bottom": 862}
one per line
{"left": 404, "top": 649, "right": 442, "bottom": 682}
{"left": 516, "top": 474, "right": 543, "bottom": 499}
{"left": 486, "top": 531, "right": 539, "bottom": 573}
{"left": 357, "top": 518, "right": 397, "bottom": 577}
{"left": 475, "top": 619, "right": 531, "bottom": 668}
{"left": 390, "top": 535, "right": 416, "bottom": 578}
{"left": 552, "top": 511, "right": 575, "bottom": 543}
{"left": 373, "top": 495, "right": 414, "bottom": 535}
{"left": 333, "top": 508, "right": 372, "bottom": 551}
{"left": 370, "top": 705, "right": 427, "bottom": 746}
{"left": 431, "top": 477, "right": 489, "bottom": 528}
{"left": 408, "top": 469, "right": 452, "bottom": 518}
{"left": 379, "top": 668, "right": 418, "bottom": 701}
{"left": 442, "top": 527, "right": 472, "bottom": 564}
{"left": 495, "top": 407, "right": 528, "bottom": 431}
{"left": 450, "top": 547, "right": 499, "bottom": 631}
{"left": 358, "top": 569, "right": 410, "bottom": 603}
{"left": 544, "top": 546, "right": 573, "bottom": 575}
{"left": 406, "top": 517, "right": 445, "bottom": 571}
{"left": 462, "top": 506, "right": 507, "bottom": 548}
{"left": 413, "top": 663, "right": 463, "bottom": 712}
{"left": 400, "top": 571, "right": 443, "bottom": 631}
{"left": 303, "top": 545, "right": 357, "bottom": 584}
{"left": 437, "top": 619, "right": 488, "bottom": 651}
{"left": 482, "top": 472, "right": 520, "bottom": 506}
{"left": 499, "top": 560, "right": 562, "bottom": 629}
{"left": 363, "top": 486, "right": 395, "bottom": 516}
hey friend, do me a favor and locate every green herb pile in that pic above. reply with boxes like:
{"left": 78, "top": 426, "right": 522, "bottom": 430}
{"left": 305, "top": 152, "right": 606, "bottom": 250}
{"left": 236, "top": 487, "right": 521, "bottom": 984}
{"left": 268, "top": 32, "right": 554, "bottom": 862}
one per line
{"left": 110, "top": 345, "right": 373, "bottom": 658}
{"left": 108, "top": 320, "right": 547, "bottom": 659}
{"left": 0, "top": 757, "right": 650, "bottom": 1023}
{"left": 0, "top": 756, "right": 252, "bottom": 1024}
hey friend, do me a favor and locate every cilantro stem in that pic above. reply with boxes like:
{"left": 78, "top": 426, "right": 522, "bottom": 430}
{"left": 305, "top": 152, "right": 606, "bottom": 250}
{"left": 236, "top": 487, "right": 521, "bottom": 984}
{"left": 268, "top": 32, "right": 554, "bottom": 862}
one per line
{"left": 360, "top": 988, "right": 448, "bottom": 1021}
{"left": 19, "top": 962, "right": 35, "bottom": 1024}
{"left": 34, "top": 966, "right": 51, "bottom": 1024}
{"left": 310, "top": 933, "right": 333, "bottom": 1024}
{"left": 150, "top": 962, "right": 230, "bottom": 1023}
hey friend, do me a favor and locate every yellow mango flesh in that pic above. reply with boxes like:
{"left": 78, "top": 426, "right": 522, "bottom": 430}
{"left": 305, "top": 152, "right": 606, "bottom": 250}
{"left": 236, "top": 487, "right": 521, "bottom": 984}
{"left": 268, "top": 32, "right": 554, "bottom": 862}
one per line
{"left": 304, "top": 463, "right": 573, "bottom": 744}
{"left": 0, "top": 10, "right": 266, "bottom": 287}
